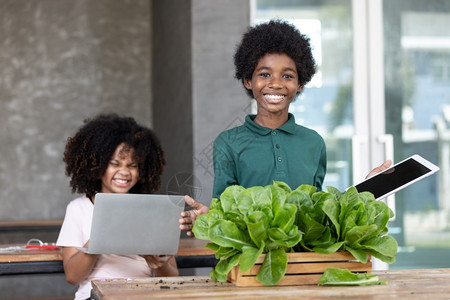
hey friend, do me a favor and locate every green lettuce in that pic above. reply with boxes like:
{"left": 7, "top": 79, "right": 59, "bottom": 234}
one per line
{"left": 192, "top": 181, "right": 398, "bottom": 286}
{"left": 318, "top": 267, "right": 387, "bottom": 286}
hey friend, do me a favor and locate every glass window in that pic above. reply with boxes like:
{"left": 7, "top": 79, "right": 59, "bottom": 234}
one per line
{"left": 384, "top": 0, "right": 450, "bottom": 269}
{"left": 254, "top": 0, "right": 450, "bottom": 270}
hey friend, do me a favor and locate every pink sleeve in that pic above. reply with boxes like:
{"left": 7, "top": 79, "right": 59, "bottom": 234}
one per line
{"left": 56, "top": 199, "right": 89, "bottom": 247}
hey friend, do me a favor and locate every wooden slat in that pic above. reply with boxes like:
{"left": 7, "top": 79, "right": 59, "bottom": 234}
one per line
{"left": 233, "top": 274, "right": 324, "bottom": 287}
{"left": 241, "top": 261, "right": 372, "bottom": 276}
{"left": 0, "top": 220, "right": 63, "bottom": 227}
{"left": 0, "top": 248, "right": 62, "bottom": 263}
{"left": 253, "top": 251, "right": 360, "bottom": 264}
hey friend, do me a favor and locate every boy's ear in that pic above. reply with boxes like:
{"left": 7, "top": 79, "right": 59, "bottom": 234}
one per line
{"left": 297, "top": 84, "right": 303, "bottom": 93}
{"left": 244, "top": 79, "right": 252, "bottom": 90}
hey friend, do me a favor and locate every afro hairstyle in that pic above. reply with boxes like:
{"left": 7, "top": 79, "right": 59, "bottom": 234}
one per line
{"left": 63, "top": 113, "right": 165, "bottom": 199}
{"left": 234, "top": 19, "right": 317, "bottom": 98}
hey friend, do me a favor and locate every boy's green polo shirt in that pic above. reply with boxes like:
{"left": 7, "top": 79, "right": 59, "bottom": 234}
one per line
{"left": 212, "top": 113, "right": 327, "bottom": 199}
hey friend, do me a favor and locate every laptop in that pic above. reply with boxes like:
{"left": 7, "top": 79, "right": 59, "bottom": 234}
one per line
{"left": 80, "top": 193, "right": 185, "bottom": 255}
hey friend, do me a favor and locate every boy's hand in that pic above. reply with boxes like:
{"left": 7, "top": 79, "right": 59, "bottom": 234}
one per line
{"left": 179, "top": 195, "right": 209, "bottom": 237}
{"left": 366, "top": 160, "right": 392, "bottom": 179}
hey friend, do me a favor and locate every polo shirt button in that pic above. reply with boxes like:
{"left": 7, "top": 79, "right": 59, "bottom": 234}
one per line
{"left": 272, "top": 131, "right": 277, "bottom": 136}
{"left": 276, "top": 144, "right": 280, "bottom": 149}
{"left": 277, "top": 157, "right": 282, "bottom": 162}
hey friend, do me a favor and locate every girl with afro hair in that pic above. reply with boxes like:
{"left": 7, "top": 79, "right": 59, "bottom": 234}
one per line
{"left": 57, "top": 113, "right": 178, "bottom": 300}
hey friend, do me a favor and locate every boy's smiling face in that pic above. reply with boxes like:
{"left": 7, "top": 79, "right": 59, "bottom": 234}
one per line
{"left": 244, "top": 53, "right": 303, "bottom": 118}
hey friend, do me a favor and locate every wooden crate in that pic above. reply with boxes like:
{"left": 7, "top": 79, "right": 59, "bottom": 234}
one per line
{"left": 228, "top": 251, "right": 372, "bottom": 287}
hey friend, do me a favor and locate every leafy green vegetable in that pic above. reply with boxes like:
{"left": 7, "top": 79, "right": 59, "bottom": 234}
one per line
{"left": 293, "top": 185, "right": 398, "bottom": 264}
{"left": 193, "top": 181, "right": 398, "bottom": 286}
{"left": 318, "top": 267, "right": 387, "bottom": 286}
{"left": 256, "top": 249, "right": 287, "bottom": 285}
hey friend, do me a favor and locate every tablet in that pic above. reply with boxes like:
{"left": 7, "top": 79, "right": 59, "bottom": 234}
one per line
{"left": 352, "top": 154, "right": 440, "bottom": 200}
{"left": 80, "top": 193, "right": 185, "bottom": 255}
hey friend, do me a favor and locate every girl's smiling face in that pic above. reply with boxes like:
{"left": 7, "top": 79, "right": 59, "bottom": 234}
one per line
{"left": 244, "top": 53, "right": 303, "bottom": 117}
{"left": 100, "top": 143, "right": 139, "bottom": 194}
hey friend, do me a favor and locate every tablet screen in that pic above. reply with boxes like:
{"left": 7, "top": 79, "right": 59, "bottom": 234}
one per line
{"left": 354, "top": 158, "right": 432, "bottom": 199}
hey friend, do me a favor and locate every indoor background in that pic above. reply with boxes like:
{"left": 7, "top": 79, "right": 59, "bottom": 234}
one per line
{"left": 1, "top": 0, "right": 449, "bottom": 299}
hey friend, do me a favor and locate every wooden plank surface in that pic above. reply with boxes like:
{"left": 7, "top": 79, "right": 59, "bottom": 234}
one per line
{"left": 0, "top": 219, "right": 63, "bottom": 228}
{"left": 0, "top": 247, "right": 62, "bottom": 262}
{"left": 0, "top": 238, "right": 213, "bottom": 263}
{"left": 91, "top": 269, "right": 450, "bottom": 299}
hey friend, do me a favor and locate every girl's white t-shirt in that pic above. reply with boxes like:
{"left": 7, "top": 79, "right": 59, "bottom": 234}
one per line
{"left": 57, "top": 196, "right": 152, "bottom": 300}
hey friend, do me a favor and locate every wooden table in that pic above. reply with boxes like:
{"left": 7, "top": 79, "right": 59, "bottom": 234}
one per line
{"left": 0, "top": 238, "right": 217, "bottom": 276}
{"left": 0, "top": 219, "right": 63, "bottom": 232}
{"left": 90, "top": 268, "right": 450, "bottom": 299}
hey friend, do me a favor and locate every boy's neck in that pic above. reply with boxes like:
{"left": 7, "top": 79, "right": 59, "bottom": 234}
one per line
{"left": 254, "top": 112, "right": 289, "bottom": 129}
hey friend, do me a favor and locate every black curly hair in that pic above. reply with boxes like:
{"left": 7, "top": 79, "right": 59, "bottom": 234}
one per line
{"left": 234, "top": 19, "right": 317, "bottom": 98}
{"left": 63, "top": 113, "right": 166, "bottom": 199}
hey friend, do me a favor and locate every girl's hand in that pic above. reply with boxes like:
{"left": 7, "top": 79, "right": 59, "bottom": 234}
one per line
{"left": 179, "top": 195, "right": 209, "bottom": 237}
{"left": 140, "top": 255, "right": 179, "bottom": 276}
{"left": 140, "top": 255, "right": 171, "bottom": 269}
{"left": 61, "top": 240, "right": 99, "bottom": 285}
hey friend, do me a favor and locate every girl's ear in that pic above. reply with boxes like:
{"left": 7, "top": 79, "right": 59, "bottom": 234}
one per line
{"left": 297, "top": 84, "right": 303, "bottom": 93}
{"left": 244, "top": 79, "right": 252, "bottom": 90}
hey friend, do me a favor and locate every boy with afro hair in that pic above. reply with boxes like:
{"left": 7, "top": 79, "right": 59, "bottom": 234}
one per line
{"left": 212, "top": 19, "right": 326, "bottom": 197}
{"left": 179, "top": 20, "right": 391, "bottom": 236}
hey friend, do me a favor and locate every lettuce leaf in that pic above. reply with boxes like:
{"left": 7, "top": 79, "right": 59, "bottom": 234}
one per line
{"left": 318, "top": 267, "right": 387, "bottom": 286}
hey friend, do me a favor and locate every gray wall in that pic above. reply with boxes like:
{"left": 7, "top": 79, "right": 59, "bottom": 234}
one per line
{"left": 152, "top": 0, "right": 194, "bottom": 198}
{"left": 0, "top": 0, "right": 153, "bottom": 221}
{"left": 0, "top": 0, "right": 250, "bottom": 298}
{"left": 153, "top": 0, "right": 251, "bottom": 206}
{"left": 191, "top": 0, "right": 251, "bottom": 206}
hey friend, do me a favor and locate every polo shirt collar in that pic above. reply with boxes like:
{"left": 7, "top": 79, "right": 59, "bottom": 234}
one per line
{"left": 244, "top": 113, "right": 296, "bottom": 135}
